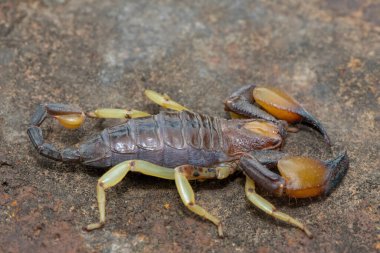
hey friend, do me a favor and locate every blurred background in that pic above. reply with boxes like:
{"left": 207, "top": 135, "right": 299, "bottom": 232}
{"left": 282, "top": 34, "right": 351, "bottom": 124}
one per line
{"left": 0, "top": 1, "right": 378, "bottom": 252}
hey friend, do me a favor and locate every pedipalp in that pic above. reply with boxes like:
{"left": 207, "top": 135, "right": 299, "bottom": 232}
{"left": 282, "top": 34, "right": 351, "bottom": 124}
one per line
{"left": 225, "top": 84, "right": 331, "bottom": 145}
{"left": 240, "top": 151, "right": 349, "bottom": 198}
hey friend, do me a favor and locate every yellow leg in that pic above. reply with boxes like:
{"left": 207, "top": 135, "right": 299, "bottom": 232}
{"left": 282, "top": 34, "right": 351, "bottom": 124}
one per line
{"left": 85, "top": 161, "right": 235, "bottom": 235}
{"left": 85, "top": 160, "right": 174, "bottom": 231}
{"left": 144, "top": 90, "right": 191, "bottom": 112}
{"left": 86, "top": 108, "right": 150, "bottom": 119}
{"left": 174, "top": 165, "right": 230, "bottom": 237}
{"left": 245, "top": 176, "right": 313, "bottom": 238}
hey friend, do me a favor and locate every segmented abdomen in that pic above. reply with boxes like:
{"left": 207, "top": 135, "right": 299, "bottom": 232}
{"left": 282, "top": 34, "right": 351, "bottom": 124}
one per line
{"left": 104, "top": 111, "right": 229, "bottom": 168}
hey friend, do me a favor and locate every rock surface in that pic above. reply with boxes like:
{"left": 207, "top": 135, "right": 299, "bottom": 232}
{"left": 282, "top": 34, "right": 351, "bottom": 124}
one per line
{"left": 0, "top": 0, "right": 378, "bottom": 252}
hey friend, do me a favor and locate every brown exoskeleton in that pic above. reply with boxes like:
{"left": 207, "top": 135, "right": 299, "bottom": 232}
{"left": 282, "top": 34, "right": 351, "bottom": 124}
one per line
{"left": 27, "top": 84, "right": 348, "bottom": 238}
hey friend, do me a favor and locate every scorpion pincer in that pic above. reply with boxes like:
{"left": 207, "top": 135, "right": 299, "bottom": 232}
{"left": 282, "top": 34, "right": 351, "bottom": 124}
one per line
{"left": 27, "top": 84, "right": 349, "bottom": 238}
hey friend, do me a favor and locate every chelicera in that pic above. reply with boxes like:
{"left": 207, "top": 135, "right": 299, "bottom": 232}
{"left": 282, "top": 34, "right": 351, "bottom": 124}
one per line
{"left": 27, "top": 84, "right": 348, "bottom": 237}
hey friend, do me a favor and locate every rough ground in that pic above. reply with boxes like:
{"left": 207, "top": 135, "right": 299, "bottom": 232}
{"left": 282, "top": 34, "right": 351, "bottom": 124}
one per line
{"left": 0, "top": 0, "right": 379, "bottom": 252}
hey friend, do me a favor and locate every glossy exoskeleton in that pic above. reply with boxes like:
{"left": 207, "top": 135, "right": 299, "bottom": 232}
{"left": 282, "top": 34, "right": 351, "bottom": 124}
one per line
{"left": 27, "top": 85, "right": 348, "bottom": 238}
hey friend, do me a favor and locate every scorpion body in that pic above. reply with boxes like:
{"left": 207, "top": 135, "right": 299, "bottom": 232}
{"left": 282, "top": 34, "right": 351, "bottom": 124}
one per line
{"left": 27, "top": 85, "right": 349, "bottom": 238}
{"left": 82, "top": 111, "right": 233, "bottom": 169}
{"left": 31, "top": 110, "right": 285, "bottom": 169}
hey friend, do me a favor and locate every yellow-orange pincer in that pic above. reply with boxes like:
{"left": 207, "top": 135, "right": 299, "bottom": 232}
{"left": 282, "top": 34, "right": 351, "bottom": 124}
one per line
{"left": 253, "top": 87, "right": 331, "bottom": 145}
{"left": 54, "top": 113, "right": 85, "bottom": 129}
{"left": 252, "top": 87, "right": 303, "bottom": 123}
{"left": 277, "top": 156, "right": 328, "bottom": 198}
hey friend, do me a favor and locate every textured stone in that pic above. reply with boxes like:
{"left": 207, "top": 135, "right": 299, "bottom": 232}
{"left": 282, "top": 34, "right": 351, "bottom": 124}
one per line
{"left": 0, "top": 0, "right": 378, "bottom": 252}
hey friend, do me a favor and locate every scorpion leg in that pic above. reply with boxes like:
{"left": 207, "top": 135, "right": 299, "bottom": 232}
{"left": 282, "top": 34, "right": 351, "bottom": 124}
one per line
{"left": 85, "top": 161, "right": 234, "bottom": 236}
{"left": 144, "top": 90, "right": 191, "bottom": 111}
{"left": 85, "top": 160, "right": 175, "bottom": 231}
{"left": 225, "top": 85, "right": 331, "bottom": 145}
{"left": 244, "top": 176, "right": 312, "bottom": 237}
{"left": 86, "top": 108, "right": 150, "bottom": 119}
{"left": 174, "top": 165, "right": 235, "bottom": 237}
{"left": 82, "top": 89, "right": 190, "bottom": 119}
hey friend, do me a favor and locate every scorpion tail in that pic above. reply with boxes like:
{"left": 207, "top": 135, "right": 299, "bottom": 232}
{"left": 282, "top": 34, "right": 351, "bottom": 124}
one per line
{"left": 27, "top": 104, "right": 85, "bottom": 162}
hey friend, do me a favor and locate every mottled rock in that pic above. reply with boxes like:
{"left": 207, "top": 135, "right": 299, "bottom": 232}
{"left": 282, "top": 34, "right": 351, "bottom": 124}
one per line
{"left": 0, "top": 0, "right": 378, "bottom": 252}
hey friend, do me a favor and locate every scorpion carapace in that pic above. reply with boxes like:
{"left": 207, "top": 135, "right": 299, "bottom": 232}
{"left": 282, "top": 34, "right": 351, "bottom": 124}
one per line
{"left": 27, "top": 84, "right": 349, "bottom": 238}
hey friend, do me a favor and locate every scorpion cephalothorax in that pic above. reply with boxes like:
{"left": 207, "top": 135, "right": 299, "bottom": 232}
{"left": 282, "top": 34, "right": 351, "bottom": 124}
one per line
{"left": 27, "top": 85, "right": 348, "bottom": 238}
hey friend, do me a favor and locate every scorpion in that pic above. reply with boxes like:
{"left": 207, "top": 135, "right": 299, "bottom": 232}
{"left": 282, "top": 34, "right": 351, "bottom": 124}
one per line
{"left": 27, "top": 84, "right": 348, "bottom": 238}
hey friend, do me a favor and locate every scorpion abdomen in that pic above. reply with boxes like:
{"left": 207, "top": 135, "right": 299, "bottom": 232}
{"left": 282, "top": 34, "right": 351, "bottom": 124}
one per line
{"left": 82, "top": 111, "right": 230, "bottom": 168}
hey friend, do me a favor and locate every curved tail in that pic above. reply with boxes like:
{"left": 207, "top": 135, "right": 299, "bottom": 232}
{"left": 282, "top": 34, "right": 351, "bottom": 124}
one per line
{"left": 27, "top": 104, "right": 85, "bottom": 162}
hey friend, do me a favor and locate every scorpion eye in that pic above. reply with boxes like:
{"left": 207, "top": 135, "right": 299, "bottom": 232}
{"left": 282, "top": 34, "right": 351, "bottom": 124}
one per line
{"left": 54, "top": 113, "right": 85, "bottom": 129}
